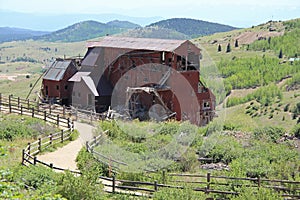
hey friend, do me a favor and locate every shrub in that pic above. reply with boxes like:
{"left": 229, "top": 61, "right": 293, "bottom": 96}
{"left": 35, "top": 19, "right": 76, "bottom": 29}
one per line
{"left": 253, "top": 126, "right": 285, "bottom": 142}
{"left": 291, "top": 124, "right": 300, "bottom": 138}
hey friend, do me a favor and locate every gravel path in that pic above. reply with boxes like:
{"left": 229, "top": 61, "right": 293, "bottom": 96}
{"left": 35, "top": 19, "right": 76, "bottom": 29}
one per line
{"left": 37, "top": 122, "right": 95, "bottom": 171}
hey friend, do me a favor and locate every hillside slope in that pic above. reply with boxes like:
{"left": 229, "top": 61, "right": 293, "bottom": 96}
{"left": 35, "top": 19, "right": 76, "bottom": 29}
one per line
{"left": 36, "top": 20, "right": 130, "bottom": 42}
{"left": 0, "top": 27, "right": 48, "bottom": 43}
{"left": 147, "top": 18, "right": 237, "bottom": 37}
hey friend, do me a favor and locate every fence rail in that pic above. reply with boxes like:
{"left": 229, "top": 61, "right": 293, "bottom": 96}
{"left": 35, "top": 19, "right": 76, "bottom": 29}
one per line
{"left": 1, "top": 93, "right": 299, "bottom": 198}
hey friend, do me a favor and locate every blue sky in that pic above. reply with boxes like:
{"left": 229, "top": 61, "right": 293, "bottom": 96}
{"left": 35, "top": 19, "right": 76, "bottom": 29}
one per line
{"left": 0, "top": 0, "right": 299, "bottom": 29}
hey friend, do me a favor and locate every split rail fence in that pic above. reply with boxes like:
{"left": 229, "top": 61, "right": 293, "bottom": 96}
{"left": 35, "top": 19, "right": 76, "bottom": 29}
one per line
{"left": 0, "top": 94, "right": 299, "bottom": 198}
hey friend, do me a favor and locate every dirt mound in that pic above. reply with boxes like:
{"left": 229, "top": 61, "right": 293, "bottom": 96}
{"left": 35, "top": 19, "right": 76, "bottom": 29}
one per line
{"left": 235, "top": 31, "right": 284, "bottom": 45}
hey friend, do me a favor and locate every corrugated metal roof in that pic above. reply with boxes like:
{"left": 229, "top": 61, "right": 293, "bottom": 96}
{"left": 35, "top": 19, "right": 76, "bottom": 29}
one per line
{"left": 87, "top": 36, "right": 187, "bottom": 52}
{"left": 68, "top": 72, "right": 91, "bottom": 82}
{"left": 43, "top": 60, "right": 72, "bottom": 81}
{"left": 82, "top": 76, "right": 99, "bottom": 96}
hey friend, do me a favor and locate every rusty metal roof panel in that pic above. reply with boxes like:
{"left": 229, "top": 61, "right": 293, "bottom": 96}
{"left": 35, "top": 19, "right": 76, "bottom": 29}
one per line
{"left": 43, "top": 60, "right": 72, "bottom": 81}
{"left": 87, "top": 36, "right": 187, "bottom": 52}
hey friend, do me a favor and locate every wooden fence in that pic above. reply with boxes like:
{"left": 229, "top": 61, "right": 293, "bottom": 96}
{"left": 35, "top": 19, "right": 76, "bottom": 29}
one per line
{"left": 0, "top": 94, "right": 73, "bottom": 129}
{"left": 0, "top": 94, "right": 299, "bottom": 198}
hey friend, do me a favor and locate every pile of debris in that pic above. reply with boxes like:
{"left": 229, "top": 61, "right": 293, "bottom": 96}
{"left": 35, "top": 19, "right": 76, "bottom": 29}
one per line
{"left": 200, "top": 163, "right": 230, "bottom": 171}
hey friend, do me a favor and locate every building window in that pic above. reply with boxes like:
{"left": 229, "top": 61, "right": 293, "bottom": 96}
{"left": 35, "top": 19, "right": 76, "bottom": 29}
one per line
{"left": 56, "top": 85, "right": 59, "bottom": 90}
{"left": 78, "top": 92, "right": 81, "bottom": 97}
{"left": 203, "top": 102, "right": 210, "bottom": 109}
{"left": 65, "top": 85, "right": 68, "bottom": 90}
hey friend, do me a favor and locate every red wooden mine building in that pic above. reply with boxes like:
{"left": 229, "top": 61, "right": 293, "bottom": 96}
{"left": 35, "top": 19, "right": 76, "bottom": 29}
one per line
{"left": 42, "top": 37, "right": 215, "bottom": 126}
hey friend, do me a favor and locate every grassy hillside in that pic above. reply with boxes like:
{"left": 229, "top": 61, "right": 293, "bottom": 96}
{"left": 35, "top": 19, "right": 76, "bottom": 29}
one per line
{"left": 118, "top": 26, "right": 189, "bottom": 39}
{"left": 36, "top": 20, "right": 126, "bottom": 42}
{"left": 147, "top": 18, "right": 237, "bottom": 38}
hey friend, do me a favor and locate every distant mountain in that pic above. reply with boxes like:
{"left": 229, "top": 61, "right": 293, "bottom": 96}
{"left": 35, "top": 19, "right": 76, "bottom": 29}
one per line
{"left": 36, "top": 20, "right": 136, "bottom": 42}
{"left": 119, "top": 27, "right": 189, "bottom": 40}
{"left": 147, "top": 18, "right": 238, "bottom": 37}
{"left": 106, "top": 20, "right": 141, "bottom": 29}
{"left": 0, "top": 10, "right": 162, "bottom": 31}
{"left": 0, "top": 27, "right": 49, "bottom": 43}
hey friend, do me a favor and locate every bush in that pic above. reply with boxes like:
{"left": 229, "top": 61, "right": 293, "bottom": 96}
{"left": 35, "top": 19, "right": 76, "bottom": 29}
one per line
{"left": 291, "top": 124, "right": 300, "bottom": 138}
{"left": 253, "top": 126, "right": 285, "bottom": 142}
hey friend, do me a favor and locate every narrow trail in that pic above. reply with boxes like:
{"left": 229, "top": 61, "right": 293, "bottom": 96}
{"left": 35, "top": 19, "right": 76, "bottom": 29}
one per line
{"left": 37, "top": 122, "right": 95, "bottom": 171}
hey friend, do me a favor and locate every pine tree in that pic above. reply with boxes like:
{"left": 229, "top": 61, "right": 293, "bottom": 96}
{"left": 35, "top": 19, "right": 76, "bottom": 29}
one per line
{"left": 226, "top": 43, "right": 231, "bottom": 53}
{"left": 279, "top": 49, "right": 283, "bottom": 59}
{"left": 235, "top": 39, "right": 239, "bottom": 48}
{"left": 218, "top": 44, "right": 222, "bottom": 52}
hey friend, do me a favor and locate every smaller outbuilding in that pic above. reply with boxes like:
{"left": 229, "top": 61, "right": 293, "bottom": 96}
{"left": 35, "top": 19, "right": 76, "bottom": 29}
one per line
{"left": 41, "top": 58, "right": 78, "bottom": 105}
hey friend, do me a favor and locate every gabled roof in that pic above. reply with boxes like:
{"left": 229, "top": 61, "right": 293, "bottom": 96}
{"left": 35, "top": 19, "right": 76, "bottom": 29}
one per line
{"left": 68, "top": 72, "right": 91, "bottom": 82}
{"left": 86, "top": 36, "right": 191, "bottom": 52}
{"left": 43, "top": 60, "right": 73, "bottom": 81}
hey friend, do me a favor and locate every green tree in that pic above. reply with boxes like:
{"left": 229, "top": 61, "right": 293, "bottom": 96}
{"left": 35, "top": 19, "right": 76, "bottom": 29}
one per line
{"left": 235, "top": 39, "right": 239, "bottom": 47}
{"left": 226, "top": 43, "right": 231, "bottom": 53}
{"left": 218, "top": 44, "right": 222, "bottom": 52}
{"left": 279, "top": 48, "right": 283, "bottom": 58}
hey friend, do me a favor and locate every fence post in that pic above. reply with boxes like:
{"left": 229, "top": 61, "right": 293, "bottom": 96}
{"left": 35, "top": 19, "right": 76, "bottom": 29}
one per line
{"left": 50, "top": 163, "right": 53, "bottom": 169}
{"left": 38, "top": 138, "right": 42, "bottom": 152}
{"left": 162, "top": 170, "right": 166, "bottom": 184}
{"left": 90, "top": 110, "right": 93, "bottom": 124}
{"left": 21, "top": 105, "right": 23, "bottom": 115}
{"left": 63, "top": 105, "right": 65, "bottom": 117}
{"left": 154, "top": 180, "right": 158, "bottom": 191}
{"left": 258, "top": 176, "right": 261, "bottom": 189}
{"left": 86, "top": 141, "right": 89, "bottom": 151}
{"left": 9, "top": 95, "right": 11, "bottom": 113}
{"left": 32, "top": 107, "right": 34, "bottom": 118}
{"left": 27, "top": 99, "right": 30, "bottom": 109}
{"left": 93, "top": 136, "right": 97, "bottom": 145}
{"left": 61, "top": 130, "right": 64, "bottom": 143}
{"left": 17, "top": 97, "right": 20, "bottom": 109}
{"left": 57, "top": 114, "right": 59, "bottom": 126}
{"left": 67, "top": 118, "right": 70, "bottom": 128}
{"left": 37, "top": 101, "right": 39, "bottom": 112}
{"left": 206, "top": 172, "right": 211, "bottom": 194}
{"left": 22, "top": 149, "right": 25, "bottom": 165}
{"left": 50, "top": 134, "right": 52, "bottom": 145}
{"left": 28, "top": 142, "right": 31, "bottom": 155}
{"left": 49, "top": 105, "right": 51, "bottom": 114}
{"left": 112, "top": 175, "right": 116, "bottom": 193}
{"left": 44, "top": 111, "right": 46, "bottom": 121}
{"left": 34, "top": 156, "right": 37, "bottom": 165}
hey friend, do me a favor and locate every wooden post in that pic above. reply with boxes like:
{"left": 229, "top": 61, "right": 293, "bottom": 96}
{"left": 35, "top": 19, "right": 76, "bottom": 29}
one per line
{"left": 9, "top": 95, "right": 11, "bottom": 113}
{"left": 49, "top": 104, "right": 51, "bottom": 114}
{"left": 67, "top": 118, "right": 70, "bottom": 128}
{"left": 44, "top": 111, "right": 46, "bottom": 121}
{"left": 90, "top": 110, "right": 92, "bottom": 124}
{"left": 57, "top": 114, "right": 59, "bottom": 126}
{"left": 22, "top": 149, "right": 25, "bottom": 165}
{"left": 34, "top": 156, "right": 37, "bottom": 165}
{"left": 21, "top": 105, "right": 23, "bottom": 115}
{"left": 50, "top": 163, "right": 53, "bottom": 169}
{"left": 154, "top": 180, "right": 158, "bottom": 191}
{"left": 49, "top": 134, "right": 52, "bottom": 145}
{"left": 37, "top": 101, "right": 39, "bottom": 112}
{"left": 27, "top": 99, "right": 30, "bottom": 109}
{"left": 93, "top": 136, "right": 97, "bottom": 145}
{"left": 258, "top": 176, "right": 261, "bottom": 189}
{"left": 112, "top": 175, "right": 116, "bottom": 193}
{"left": 63, "top": 105, "right": 65, "bottom": 117}
{"left": 17, "top": 97, "right": 20, "bottom": 109}
{"left": 61, "top": 130, "right": 64, "bottom": 143}
{"left": 162, "top": 170, "right": 166, "bottom": 184}
{"left": 0, "top": 93, "right": 2, "bottom": 112}
{"left": 32, "top": 107, "right": 34, "bottom": 118}
{"left": 86, "top": 141, "right": 89, "bottom": 151}
{"left": 38, "top": 138, "right": 42, "bottom": 152}
{"left": 206, "top": 172, "right": 211, "bottom": 193}
{"left": 28, "top": 142, "right": 31, "bottom": 155}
